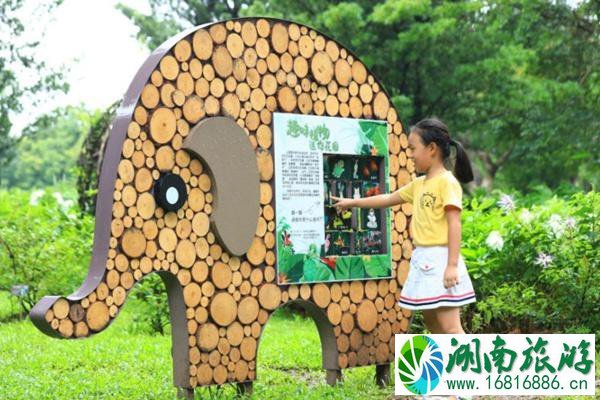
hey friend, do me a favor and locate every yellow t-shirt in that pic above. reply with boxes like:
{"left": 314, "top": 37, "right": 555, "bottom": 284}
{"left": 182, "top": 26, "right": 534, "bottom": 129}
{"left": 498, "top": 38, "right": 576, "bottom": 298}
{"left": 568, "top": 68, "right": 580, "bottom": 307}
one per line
{"left": 394, "top": 169, "right": 463, "bottom": 246}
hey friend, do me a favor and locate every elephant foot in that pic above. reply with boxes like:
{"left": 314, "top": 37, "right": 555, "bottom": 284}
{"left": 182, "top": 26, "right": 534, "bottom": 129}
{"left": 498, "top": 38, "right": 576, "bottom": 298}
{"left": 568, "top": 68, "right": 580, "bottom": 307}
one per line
{"left": 176, "top": 387, "right": 194, "bottom": 399}
{"left": 326, "top": 369, "right": 342, "bottom": 386}
{"left": 375, "top": 363, "right": 391, "bottom": 387}
{"left": 235, "top": 381, "right": 253, "bottom": 397}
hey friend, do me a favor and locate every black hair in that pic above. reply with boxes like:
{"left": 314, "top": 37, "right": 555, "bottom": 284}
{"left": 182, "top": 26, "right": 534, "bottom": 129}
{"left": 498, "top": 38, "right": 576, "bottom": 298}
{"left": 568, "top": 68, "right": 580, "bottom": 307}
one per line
{"left": 410, "top": 117, "right": 474, "bottom": 183}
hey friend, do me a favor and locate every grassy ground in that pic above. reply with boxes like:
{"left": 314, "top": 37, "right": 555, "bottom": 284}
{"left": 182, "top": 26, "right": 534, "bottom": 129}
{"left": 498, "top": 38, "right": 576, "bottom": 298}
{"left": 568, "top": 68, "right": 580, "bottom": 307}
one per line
{"left": 0, "top": 291, "right": 597, "bottom": 399}
{"left": 0, "top": 293, "right": 392, "bottom": 399}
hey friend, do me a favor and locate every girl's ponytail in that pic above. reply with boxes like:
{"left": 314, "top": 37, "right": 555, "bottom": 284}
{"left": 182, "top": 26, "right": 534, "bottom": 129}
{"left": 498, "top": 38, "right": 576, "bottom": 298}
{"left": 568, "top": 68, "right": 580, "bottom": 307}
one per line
{"left": 412, "top": 118, "right": 474, "bottom": 184}
{"left": 450, "top": 138, "right": 474, "bottom": 184}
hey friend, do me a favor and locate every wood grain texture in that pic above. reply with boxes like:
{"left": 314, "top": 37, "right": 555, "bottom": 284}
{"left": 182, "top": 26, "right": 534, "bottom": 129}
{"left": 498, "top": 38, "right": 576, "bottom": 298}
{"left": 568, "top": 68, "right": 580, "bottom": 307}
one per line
{"left": 33, "top": 18, "right": 414, "bottom": 391}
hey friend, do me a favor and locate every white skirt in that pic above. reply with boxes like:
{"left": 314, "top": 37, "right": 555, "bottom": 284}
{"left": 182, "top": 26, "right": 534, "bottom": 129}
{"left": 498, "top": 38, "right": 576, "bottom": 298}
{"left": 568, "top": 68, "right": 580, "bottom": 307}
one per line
{"left": 398, "top": 245, "right": 476, "bottom": 310}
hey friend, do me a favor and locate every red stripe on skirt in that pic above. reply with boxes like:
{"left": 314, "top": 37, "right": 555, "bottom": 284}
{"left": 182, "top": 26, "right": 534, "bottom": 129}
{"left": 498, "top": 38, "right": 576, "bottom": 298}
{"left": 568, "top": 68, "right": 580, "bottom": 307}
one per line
{"left": 399, "top": 291, "right": 475, "bottom": 303}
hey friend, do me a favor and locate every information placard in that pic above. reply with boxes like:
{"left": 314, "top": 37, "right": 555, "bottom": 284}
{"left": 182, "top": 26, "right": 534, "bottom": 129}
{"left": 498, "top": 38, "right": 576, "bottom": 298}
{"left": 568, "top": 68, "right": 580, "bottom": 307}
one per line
{"left": 274, "top": 112, "right": 392, "bottom": 284}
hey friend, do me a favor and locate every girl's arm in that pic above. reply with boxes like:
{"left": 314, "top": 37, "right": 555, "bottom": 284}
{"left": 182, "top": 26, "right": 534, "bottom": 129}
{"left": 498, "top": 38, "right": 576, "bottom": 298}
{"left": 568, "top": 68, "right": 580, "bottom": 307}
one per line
{"left": 443, "top": 207, "right": 462, "bottom": 289}
{"left": 441, "top": 177, "right": 464, "bottom": 288}
{"left": 331, "top": 192, "right": 403, "bottom": 212}
{"left": 446, "top": 207, "right": 461, "bottom": 268}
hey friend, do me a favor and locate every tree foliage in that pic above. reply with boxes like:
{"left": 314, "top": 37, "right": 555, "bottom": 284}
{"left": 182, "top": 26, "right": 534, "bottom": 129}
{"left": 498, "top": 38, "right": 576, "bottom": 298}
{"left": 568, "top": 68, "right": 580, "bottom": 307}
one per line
{"left": 240, "top": 0, "right": 599, "bottom": 191}
{"left": 0, "top": 0, "right": 69, "bottom": 182}
{"left": 76, "top": 102, "right": 119, "bottom": 214}
{"left": 116, "top": 0, "right": 253, "bottom": 49}
{"left": 1, "top": 106, "right": 93, "bottom": 189}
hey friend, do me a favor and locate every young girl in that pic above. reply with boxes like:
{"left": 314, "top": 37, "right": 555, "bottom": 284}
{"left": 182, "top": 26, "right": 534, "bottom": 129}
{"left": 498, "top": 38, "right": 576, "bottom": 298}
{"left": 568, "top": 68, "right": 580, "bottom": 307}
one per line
{"left": 331, "top": 117, "right": 476, "bottom": 335}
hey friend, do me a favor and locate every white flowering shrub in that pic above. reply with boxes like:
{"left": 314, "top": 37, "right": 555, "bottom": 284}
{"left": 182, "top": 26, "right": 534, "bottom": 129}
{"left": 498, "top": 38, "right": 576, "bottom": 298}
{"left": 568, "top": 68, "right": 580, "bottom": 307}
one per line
{"left": 460, "top": 190, "right": 599, "bottom": 336}
{"left": 485, "top": 231, "right": 504, "bottom": 251}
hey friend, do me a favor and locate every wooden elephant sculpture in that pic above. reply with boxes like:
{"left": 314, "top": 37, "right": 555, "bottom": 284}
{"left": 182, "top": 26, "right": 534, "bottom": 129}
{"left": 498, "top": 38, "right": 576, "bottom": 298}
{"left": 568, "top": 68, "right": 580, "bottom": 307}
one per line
{"left": 30, "top": 17, "right": 417, "bottom": 398}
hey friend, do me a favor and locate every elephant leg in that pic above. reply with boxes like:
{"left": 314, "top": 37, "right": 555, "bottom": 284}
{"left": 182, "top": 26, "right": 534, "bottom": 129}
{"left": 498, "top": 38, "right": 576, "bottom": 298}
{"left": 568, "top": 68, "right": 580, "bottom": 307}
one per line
{"left": 235, "top": 381, "right": 253, "bottom": 397}
{"left": 375, "top": 363, "right": 390, "bottom": 387}
{"left": 176, "top": 387, "right": 194, "bottom": 399}
{"left": 326, "top": 369, "right": 342, "bottom": 386}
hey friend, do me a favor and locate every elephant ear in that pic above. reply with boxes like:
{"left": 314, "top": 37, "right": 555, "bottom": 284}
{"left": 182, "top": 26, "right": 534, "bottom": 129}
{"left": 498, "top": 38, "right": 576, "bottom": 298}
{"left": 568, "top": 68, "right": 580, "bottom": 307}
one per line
{"left": 183, "top": 116, "right": 260, "bottom": 256}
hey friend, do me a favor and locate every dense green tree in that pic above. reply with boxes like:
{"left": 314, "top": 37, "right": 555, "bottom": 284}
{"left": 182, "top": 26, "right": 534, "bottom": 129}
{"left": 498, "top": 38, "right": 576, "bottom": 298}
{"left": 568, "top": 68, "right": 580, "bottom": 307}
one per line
{"left": 117, "top": 0, "right": 598, "bottom": 192}
{"left": 0, "top": 0, "right": 69, "bottom": 184}
{"left": 116, "top": 0, "right": 253, "bottom": 49}
{"left": 241, "top": 0, "right": 598, "bottom": 191}
{"left": 2, "top": 106, "right": 96, "bottom": 189}
{"left": 76, "top": 102, "right": 119, "bottom": 214}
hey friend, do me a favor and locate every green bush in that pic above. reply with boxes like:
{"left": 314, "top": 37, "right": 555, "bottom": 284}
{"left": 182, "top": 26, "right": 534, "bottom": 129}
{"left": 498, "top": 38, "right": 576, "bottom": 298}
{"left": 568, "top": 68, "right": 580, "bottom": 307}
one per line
{"left": 128, "top": 274, "right": 171, "bottom": 335}
{"left": 460, "top": 189, "right": 599, "bottom": 338}
{"left": 0, "top": 188, "right": 94, "bottom": 315}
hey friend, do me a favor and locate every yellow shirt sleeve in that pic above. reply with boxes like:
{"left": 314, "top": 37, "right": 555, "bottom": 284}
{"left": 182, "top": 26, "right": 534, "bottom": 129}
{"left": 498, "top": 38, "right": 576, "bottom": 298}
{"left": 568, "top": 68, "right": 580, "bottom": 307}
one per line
{"left": 395, "top": 179, "right": 414, "bottom": 203}
{"left": 441, "top": 178, "right": 463, "bottom": 210}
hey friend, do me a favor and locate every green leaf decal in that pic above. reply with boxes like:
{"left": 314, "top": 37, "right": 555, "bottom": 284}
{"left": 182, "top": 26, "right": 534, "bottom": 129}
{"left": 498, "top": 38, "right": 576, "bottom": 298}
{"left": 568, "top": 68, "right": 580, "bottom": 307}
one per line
{"left": 303, "top": 258, "right": 335, "bottom": 282}
{"left": 334, "top": 257, "right": 366, "bottom": 279}
{"left": 364, "top": 255, "right": 391, "bottom": 278}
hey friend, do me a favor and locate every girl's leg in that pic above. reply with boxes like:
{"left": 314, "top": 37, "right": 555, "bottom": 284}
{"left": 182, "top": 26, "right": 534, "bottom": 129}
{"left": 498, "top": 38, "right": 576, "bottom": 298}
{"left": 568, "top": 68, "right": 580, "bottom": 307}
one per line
{"left": 423, "top": 309, "right": 464, "bottom": 400}
{"left": 422, "top": 309, "right": 441, "bottom": 333}
{"left": 433, "top": 306, "right": 465, "bottom": 334}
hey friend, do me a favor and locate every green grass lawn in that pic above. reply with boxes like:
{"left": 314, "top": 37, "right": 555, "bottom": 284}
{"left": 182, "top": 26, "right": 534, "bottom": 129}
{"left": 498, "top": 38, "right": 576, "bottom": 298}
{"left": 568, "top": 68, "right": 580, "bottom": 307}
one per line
{"left": 0, "top": 292, "right": 597, "bottom": 399}
{"left": 0, "top": 296, "right": 393, "bottom": 399}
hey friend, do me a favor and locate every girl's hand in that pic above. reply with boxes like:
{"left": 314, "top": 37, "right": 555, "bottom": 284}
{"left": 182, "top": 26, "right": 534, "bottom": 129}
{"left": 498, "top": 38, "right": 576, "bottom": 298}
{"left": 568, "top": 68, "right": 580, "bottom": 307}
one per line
{"left": 443, "top": 265, "right": 460, "bottom": 288}
{"left": 330, "top": 196, "right": 354, "bottom": 213}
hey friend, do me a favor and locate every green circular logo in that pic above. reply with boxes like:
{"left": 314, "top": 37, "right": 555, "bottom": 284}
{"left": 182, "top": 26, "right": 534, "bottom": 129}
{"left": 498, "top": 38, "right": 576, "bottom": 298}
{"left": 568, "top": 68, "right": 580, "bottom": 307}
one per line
{"left": 397, "top": 335, "right": 444, "bottom": 394}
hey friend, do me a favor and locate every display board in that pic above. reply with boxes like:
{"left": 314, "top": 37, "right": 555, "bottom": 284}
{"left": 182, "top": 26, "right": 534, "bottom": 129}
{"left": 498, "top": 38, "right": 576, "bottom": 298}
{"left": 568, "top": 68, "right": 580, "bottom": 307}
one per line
{"left": 274, "top": 113, "right": 392, "bottom": 284}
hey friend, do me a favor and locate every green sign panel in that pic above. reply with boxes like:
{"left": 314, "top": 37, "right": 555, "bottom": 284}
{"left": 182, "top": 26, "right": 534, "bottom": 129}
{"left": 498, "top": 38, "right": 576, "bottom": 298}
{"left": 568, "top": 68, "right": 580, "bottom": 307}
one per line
{"left": 274, "top": 112, "right": 392, "bottom": 284}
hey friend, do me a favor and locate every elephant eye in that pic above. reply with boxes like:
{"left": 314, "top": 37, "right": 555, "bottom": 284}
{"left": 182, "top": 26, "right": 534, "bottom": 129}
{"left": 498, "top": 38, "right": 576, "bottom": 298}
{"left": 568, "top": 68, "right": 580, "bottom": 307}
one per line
{"left": 153, "top": 173, "right": 187, "bottom": 212}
